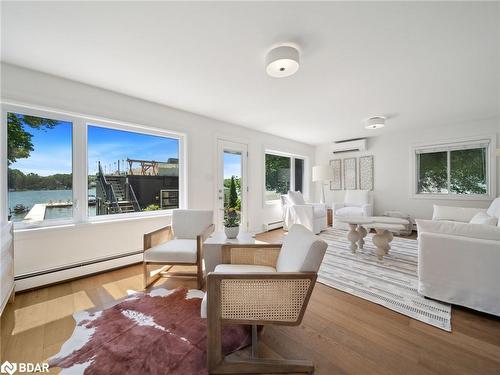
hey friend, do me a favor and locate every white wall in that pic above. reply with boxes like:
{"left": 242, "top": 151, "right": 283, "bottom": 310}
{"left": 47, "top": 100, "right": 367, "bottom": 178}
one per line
{"left": 1, "top": 63, "right": 314, "bottom": 288}
{"left": 315, "top": 118, "right": 500, "bottom": 220}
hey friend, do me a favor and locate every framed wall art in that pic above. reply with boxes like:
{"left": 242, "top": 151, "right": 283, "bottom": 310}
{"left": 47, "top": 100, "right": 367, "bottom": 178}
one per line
{"left": 359, "top": 155, "right": 374, "bottom": 190}
{"left": 329, "top": 159, "right": 342, "bottom": 190}
{"left": 343, "top": 157, "right": 357, "bottom": 190}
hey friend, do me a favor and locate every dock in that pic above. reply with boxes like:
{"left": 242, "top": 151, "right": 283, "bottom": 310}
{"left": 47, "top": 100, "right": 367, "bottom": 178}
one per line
{"left": 24, "top": 204, "right": 47, "bottom": 222}
{"left": 23, "top": 201, "right": 74, "bottom": 222}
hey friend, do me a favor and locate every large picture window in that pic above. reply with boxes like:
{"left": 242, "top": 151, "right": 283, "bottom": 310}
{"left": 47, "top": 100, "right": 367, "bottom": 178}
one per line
{"left": 414, "top": 139, "right": 492, "bottom": 198}
{"left": 7, "top": 112, "right": 73, "bottom": 224}
{"left": 88, "top": 125, "right": 180, "bottom": 216}
{"left": 265, "top": 152, "right": 305, "bottom": 202}
{"left": 3, "top": 104, "right": 185, "bottom": 228}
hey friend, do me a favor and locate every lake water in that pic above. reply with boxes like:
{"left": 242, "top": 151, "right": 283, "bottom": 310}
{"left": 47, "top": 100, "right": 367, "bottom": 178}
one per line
{"left": 8, "top": 188, "right": 96, "bottom": 222}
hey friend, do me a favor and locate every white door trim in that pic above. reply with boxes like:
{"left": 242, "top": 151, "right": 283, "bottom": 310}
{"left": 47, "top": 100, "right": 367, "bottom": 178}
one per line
{"left": 215, "top": 139, "right": 248, "bottom": 231}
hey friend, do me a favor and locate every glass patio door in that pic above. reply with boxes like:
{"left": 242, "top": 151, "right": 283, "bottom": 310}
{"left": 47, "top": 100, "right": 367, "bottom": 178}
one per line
{"left": 216, "top": 139, "right": 248, "bottom": 231}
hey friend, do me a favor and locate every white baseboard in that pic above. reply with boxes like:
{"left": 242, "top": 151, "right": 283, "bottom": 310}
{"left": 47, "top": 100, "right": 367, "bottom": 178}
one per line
{"left": 15, "top": 253, "right": 142, "bottom": 292}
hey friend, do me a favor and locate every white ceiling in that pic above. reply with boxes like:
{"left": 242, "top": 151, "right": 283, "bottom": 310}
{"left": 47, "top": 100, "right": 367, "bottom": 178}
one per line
{"left": 1, "top": 1, "right": 499, "bottom": 145}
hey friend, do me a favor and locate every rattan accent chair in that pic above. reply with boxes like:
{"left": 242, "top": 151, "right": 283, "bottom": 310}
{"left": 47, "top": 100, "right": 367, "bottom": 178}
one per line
{"left": 143, "top": 209, "right": 214, "bottom": 289}
{"left": 202, "top": 224, "right": 328, "bottom": 374}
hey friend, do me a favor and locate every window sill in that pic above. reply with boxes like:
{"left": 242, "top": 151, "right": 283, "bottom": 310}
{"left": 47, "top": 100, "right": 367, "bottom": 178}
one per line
{"left": 13, "top": 211, "right": 171, "bottom": 234}
{"left": 410, "top": 193, "right": 493, "bottom": 201}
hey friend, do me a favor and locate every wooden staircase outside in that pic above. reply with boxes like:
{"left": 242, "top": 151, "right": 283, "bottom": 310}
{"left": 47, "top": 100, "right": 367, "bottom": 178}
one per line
{"left": 105, "top": 176, "right": 136, "bottom": 213}
{"left": 96, "top": 162, "right": 141, "bottom": 215}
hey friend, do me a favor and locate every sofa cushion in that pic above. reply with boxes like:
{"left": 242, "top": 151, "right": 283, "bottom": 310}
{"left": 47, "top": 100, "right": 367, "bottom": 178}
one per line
{"left": 172, "top": 209, "right": 213, "bottom": 239}
{"left": 276, "top": 224, "right": 327, "bottom": 272}
{"left": 287, "top": 190, "right": 306, "bottom": 205}
{"left": 144, "top": 239, "right": 197, "bottom": 263}
{"left": 344, "top": 190, "right": 369, "bottom": 207}
{"left": 335, "top": 206, "right": 364, "bottom": 216}
{"left": 470, "top": 212, "right": 498, "bottom": 226}
{"left": 416, "top": 219, "right": 500, "bottom": 241}
{"left": 213, "top": 264, "right": 276, "bottom": 273}
{"left": 432, "top": 205, "right": 486, "bottom": 223}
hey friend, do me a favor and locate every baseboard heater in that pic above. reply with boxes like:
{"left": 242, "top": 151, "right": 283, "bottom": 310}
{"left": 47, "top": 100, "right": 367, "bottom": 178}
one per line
{"left": 14, "top": 250, "right": 143, "bottom": 292}
{"left": 264, "top": 220, "right": 284, "bottom": 231}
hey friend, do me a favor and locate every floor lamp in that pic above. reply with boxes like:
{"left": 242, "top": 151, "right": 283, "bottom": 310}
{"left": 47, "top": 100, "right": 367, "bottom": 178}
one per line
{"left": 312, "top": 165, "right": 333, "bottom": 204}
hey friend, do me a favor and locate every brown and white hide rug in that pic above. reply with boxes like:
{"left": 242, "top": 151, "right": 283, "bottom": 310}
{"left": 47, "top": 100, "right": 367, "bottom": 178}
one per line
{"left": 49, "top": 287, "right": 251, "bottom": 374}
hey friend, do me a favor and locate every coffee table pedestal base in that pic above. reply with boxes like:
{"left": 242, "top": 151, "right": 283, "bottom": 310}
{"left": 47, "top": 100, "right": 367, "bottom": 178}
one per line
{"left": 372, "top": 229, "right": 394, "bottom": 260}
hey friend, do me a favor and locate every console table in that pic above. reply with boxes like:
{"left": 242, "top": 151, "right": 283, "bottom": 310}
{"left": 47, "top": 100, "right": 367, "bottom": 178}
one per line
{"left": 203, "top": 231, "right": 278, "bottom": 274}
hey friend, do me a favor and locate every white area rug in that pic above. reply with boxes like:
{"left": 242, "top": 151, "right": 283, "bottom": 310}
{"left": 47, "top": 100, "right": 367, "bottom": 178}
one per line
{"left": 318, "top": 228, "right": 452, "bottom": 331}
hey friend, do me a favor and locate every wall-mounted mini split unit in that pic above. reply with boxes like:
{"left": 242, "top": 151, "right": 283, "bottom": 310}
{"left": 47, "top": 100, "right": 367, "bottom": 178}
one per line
{"left": 331, "top": 138, "right": 367, "bottom": 154}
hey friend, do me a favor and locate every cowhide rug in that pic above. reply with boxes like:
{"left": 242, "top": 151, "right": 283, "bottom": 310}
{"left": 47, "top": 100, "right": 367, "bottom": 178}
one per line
{"left": 49, "top": 287, "right": 251, "bottom": 374}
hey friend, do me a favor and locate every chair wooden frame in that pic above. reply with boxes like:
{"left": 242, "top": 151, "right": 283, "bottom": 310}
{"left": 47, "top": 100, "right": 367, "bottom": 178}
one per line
{"left": 207, "top": 243, "right": 317, "bottom": 374}
{"left": 143, "top": 223, "right": 214, "bottom": 289}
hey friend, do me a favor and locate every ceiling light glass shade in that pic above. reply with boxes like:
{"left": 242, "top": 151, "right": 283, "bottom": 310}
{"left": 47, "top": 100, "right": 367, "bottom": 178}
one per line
{"left": 365, "top": 116, "right": 386, "bottom": 129}
{"left": 266, "top": 46, "right": 300, "bottom": 78}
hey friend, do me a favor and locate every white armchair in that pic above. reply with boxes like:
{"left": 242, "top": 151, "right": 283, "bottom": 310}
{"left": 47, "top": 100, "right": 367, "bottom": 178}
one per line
{"left": 417, "top": 198, "right": 500, "bottom": 316}
{"left": 333, "top": 190, "right": 373, "bottom": 229}
{"left": 281, "top": 191, "right": 327, "bottom": 234}
{"left": 143, "top": 209, "right": 214, "bottom": 289}
{"left": 202, "top": 224, "right": 328, "bottom": 374}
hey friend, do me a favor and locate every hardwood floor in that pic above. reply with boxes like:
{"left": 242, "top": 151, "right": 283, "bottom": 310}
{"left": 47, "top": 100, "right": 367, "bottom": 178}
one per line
{"left": 1, "top": 229, "right": 499, "bottom": 374}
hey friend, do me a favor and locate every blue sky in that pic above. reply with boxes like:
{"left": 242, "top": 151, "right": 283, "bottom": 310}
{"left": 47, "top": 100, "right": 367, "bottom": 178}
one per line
{"left": 10, "top": 119, "right": 73, "bottom": 176}
{"left": 88, "top": 125, "right": 179, "bottom": 174}
{"left": 9, "top": 117, "right": 179, "bottom": 176}
{"left": 224, "top": 152, "right": 241, "bottom": 179}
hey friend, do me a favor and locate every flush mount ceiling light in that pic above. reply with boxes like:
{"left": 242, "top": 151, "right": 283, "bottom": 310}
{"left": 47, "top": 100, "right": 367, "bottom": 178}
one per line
{"left": 365, "top": 116, "right": 386, "bottom": 129}
{"left": 266, "top": 45, "right": 300, "bottom": 78}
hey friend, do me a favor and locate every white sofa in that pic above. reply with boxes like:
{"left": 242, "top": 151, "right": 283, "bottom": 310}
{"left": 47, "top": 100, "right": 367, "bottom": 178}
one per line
{"left": 416, "top": 198, "right": 500, "bottom": 316}
{"left": 281, "top": 191, "right": 327, "bottom": 234}
{"left": 332, "top": 190, "right": 373, "bottom": 229}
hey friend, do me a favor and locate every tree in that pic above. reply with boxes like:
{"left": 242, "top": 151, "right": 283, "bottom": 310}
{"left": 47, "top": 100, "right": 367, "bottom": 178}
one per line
{"left": 265, "top": 154, "right": 290, "bottom": 194}
{"left": 228, "top": 176, "right": 238, "bottom": 209}
{"left": 418, "top": 149, "right": 487, "bottom": 194}
{"left": 7, "top": 113, "right": 57, "bottom": 164}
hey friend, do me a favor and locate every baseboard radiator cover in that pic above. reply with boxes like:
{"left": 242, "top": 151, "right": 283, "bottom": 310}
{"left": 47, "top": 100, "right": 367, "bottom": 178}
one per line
{"left": 264, "top": 220, "right": 284, "bottom": 231}
{"left": 14, "top": 251, "right": 143, "bottom": 292}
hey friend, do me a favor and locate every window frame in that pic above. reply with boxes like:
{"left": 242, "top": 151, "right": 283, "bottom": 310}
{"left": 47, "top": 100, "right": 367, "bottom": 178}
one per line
{"left": 410, "top": 135, "right": 496, "bottom": 201}
{"left": 1, "top": 102, "right": 187, "bottom": 229}
{"left": 263, "top": 149, "right": 307, "bottom": 205}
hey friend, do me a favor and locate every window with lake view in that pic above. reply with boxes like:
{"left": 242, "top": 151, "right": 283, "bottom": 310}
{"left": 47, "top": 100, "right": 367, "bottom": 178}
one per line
{"left": 7, "top": 112, "right": 73, "bottom": 223}
{"left": 4, "top": 106, "right": 185, "bottom": 227}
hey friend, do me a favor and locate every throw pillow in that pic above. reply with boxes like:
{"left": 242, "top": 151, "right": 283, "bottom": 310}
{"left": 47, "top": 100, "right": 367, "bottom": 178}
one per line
{"left": 469, "top": 212, "right": 498, "bottom": 226}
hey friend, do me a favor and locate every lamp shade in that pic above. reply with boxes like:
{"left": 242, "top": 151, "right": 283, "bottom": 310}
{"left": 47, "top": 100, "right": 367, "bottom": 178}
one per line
{"left": 312, "top": 165, "right": 333, "bottom": 182}
{"left": 496, "top": 148, "right": 500, "bottom": 157}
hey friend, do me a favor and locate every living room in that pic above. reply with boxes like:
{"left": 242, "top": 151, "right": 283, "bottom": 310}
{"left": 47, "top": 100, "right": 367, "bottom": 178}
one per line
{"left": 0, "top": 1, "right": 499, "bottom": 374}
